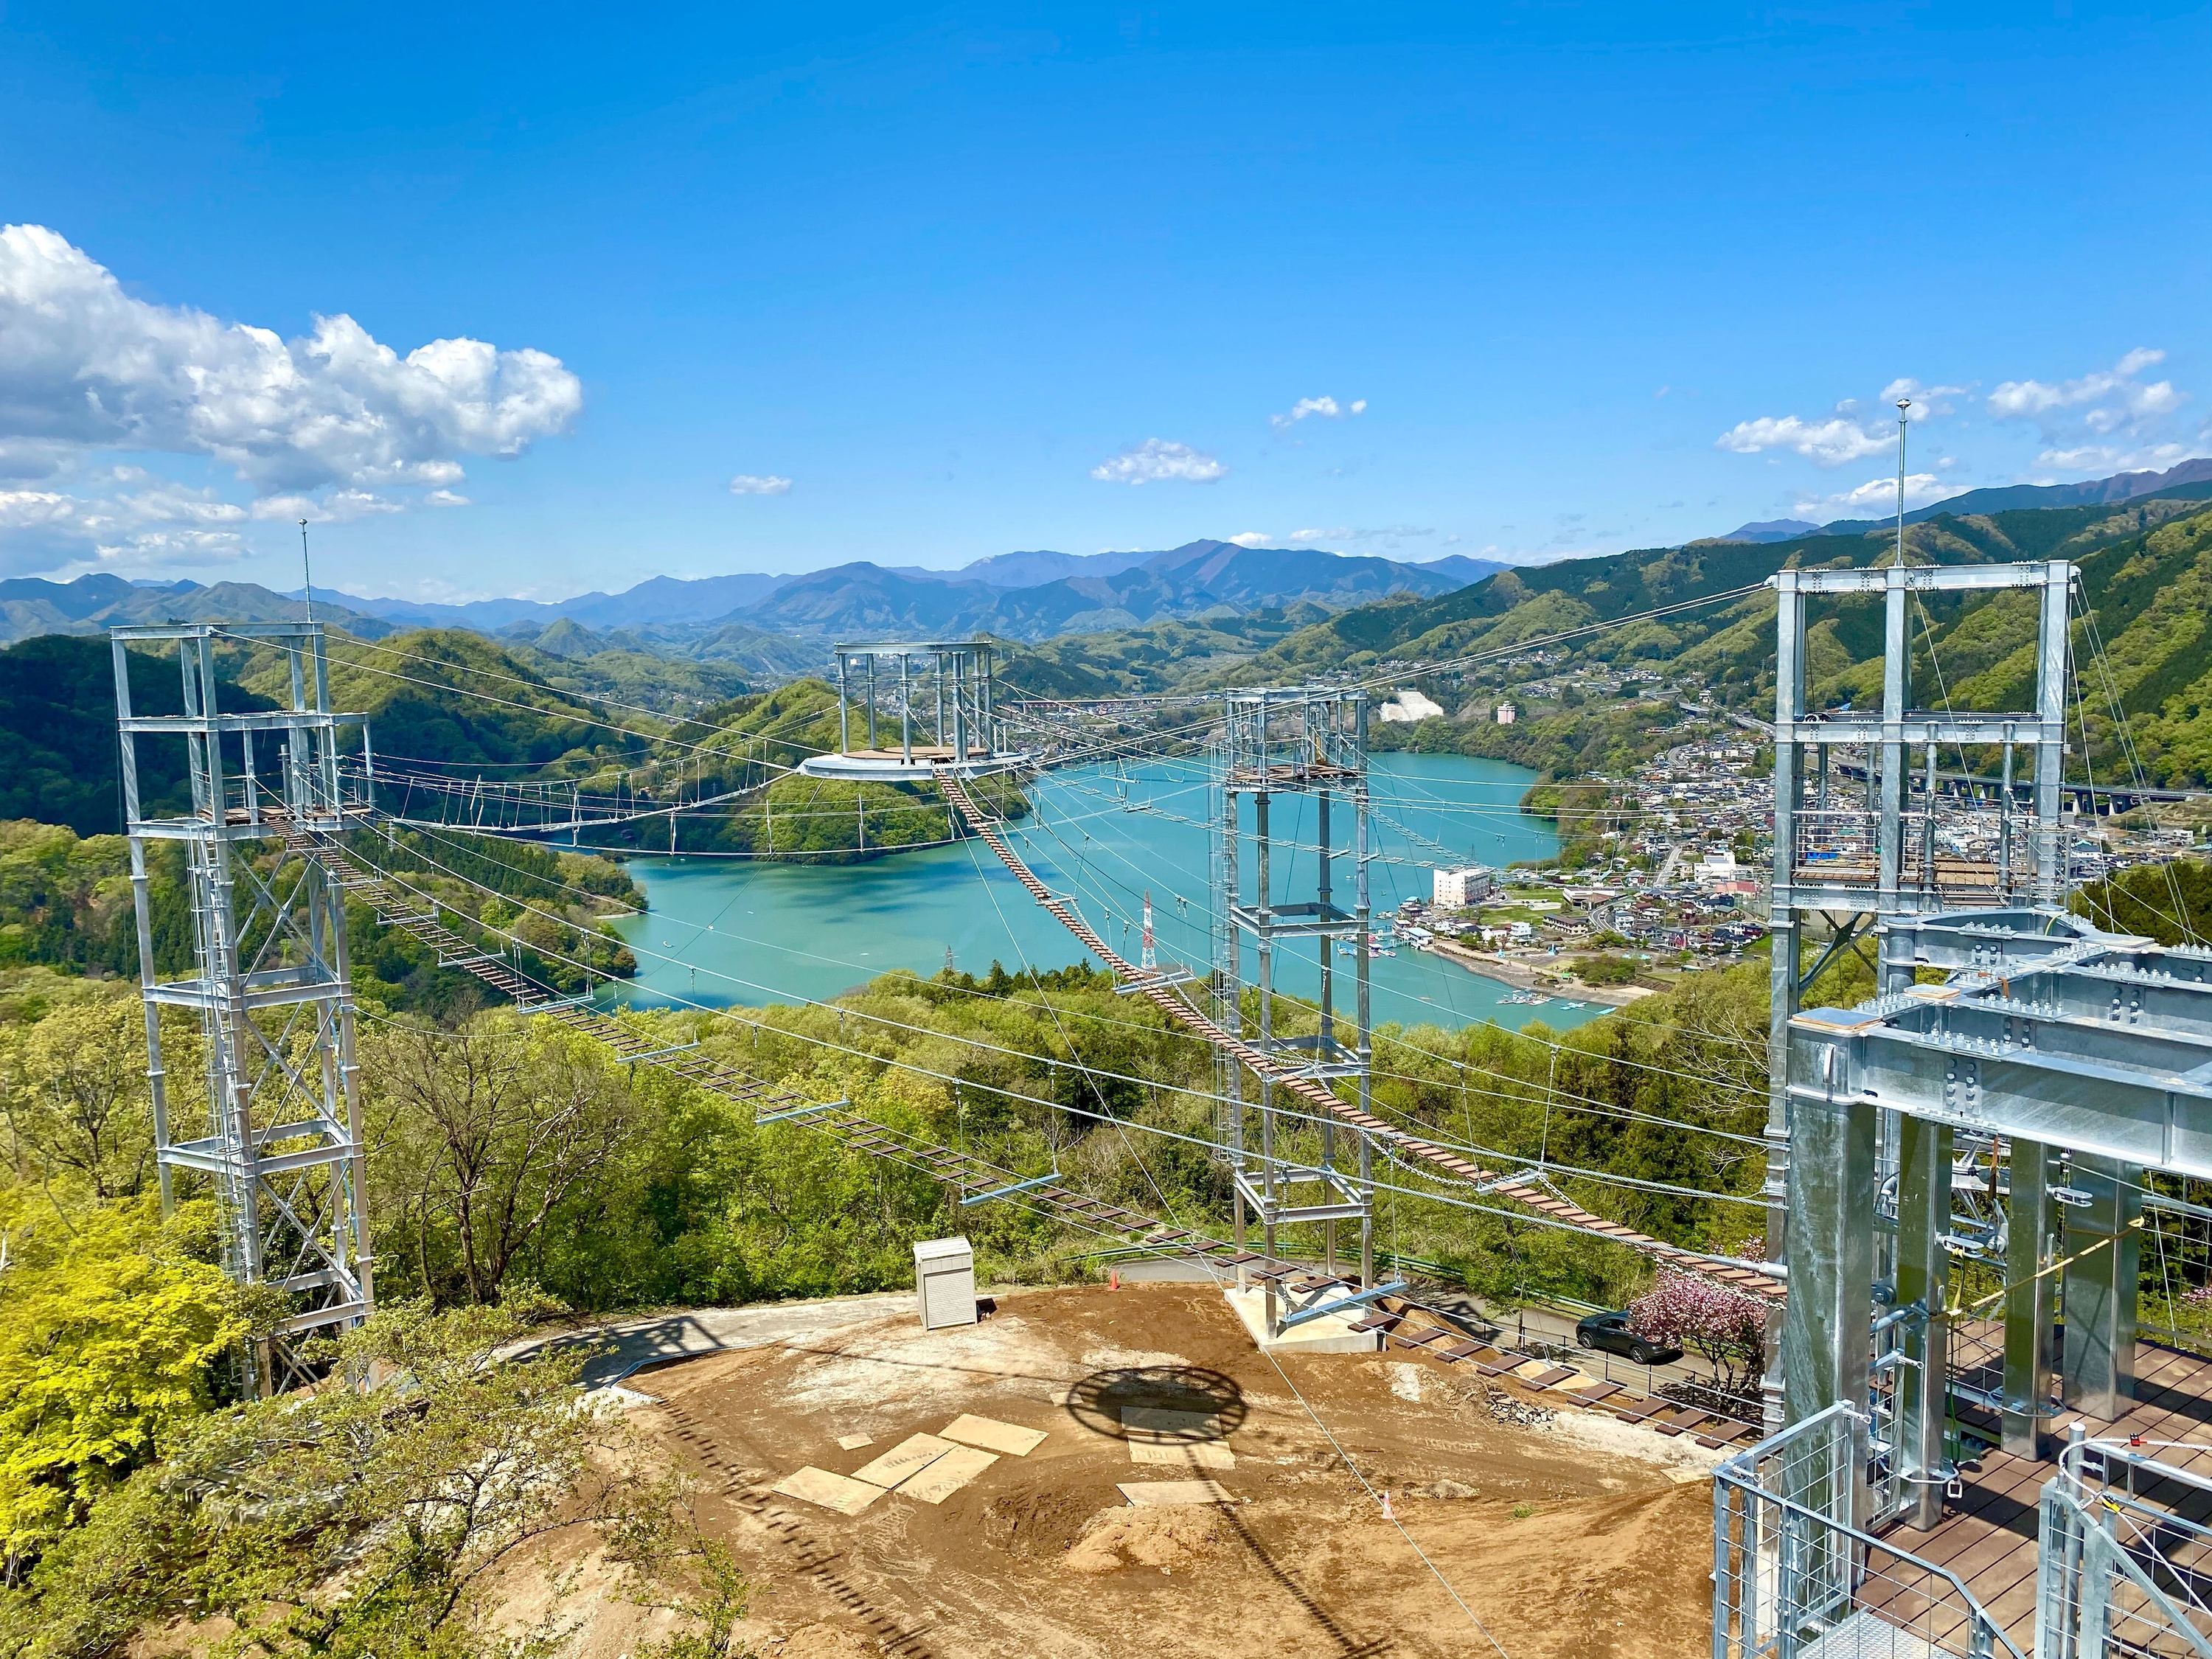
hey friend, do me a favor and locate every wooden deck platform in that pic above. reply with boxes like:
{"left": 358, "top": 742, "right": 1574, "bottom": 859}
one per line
{"left": 1876, "top": 1340, "right": 2212, "bottom": 1652}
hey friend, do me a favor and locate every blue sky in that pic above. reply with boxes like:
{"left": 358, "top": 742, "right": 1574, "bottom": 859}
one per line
{"left": 1, "top": 2, "right": 2207, "bottom": 600}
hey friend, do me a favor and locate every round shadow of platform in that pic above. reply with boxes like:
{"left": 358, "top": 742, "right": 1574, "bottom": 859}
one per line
{"left": 1064, "top": 1365, "right": 1247, "bottom": 1440}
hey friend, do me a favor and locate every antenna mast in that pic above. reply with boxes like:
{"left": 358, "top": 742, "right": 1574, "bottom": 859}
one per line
{"left": 1894, "top": 397, "right": 1911, "bottom": 565}
{"left": 299, "top": 517, "right": 315, "bottom": 622}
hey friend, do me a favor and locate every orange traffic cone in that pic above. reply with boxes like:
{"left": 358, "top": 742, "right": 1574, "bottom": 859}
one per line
{"left": 1108, "top": 1269, "right": 1121, "bottom": 1291}
{"left": 1380, "top": 1490, "right": 1397, "bottom": 1523}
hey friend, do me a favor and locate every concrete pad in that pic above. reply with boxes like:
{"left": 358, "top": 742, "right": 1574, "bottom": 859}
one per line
{"left": 939, "top": 1413, "right": 1047, "bottom": 1457}
{"left": 1222, "top": 1284, "right": 1383, "bottom": 1354}
{"left": 900, "top": 1443, "right": 998, "bottom": 1503}
{"left": 835, "top": 1433, "right": 875, "bottom": 1451}
{"left": 1119, "top": 1480, "right": 1235, "bottom": 1506}
{"left": 850, "top": 1433, "right": 956, "bottom": 1489}
{"left": 773, "top": 1466, "right": 884, "bottom": 1515}
{"left": 1124, "top": 1408, "right": 1235, "bottom": 1469}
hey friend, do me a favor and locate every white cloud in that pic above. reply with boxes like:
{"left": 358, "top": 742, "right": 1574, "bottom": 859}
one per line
{"left": 248, "top": 489, "right": 403, "bottom": 524}
{"left": 1790, "top": 473, "right": 1958, "bottom": 521}
{"left": 1989, "top": 349, "right": 2180, "bottom": 425}
{"left": 0, "top": 224, "right": 582, "bottom": 571}
{"left": 0, "top": 485, "right": 252, "bottom": 574}
{"left": 1270, "top": 394, "right": 1367, "bottom": 430}
{"left": 1226, "top": 530, "right": 1272, "bottom": 548}
{"left": 1715, "top": 414, "right": 1893, "bottom": 467}
{"left": 728, "top": 473, "right": 793, "bottom": 496}
{"left": 2031, "top": 441, "right": 2192, "bottom": 476}
{"left": 1881, "top": 378, "right": 1969, "bottom": 418}
{"left": 0, "top": 224, "right": 581, "bottom": 495}
{"left": 1287, "top": 526, "right": 1352, "bottom": 545}
{"left": 1089, "top": 438, "right": 1226, "bottom": 484}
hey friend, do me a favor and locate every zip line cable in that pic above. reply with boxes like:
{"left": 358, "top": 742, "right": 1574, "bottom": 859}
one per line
{"left": 381, "top": 810, "right": 1773, "bottom": 1152}
{"left": 364, "top": 818, "right": 1772, "bottom": 1205}
{"left": 339, "top": 832, "right": 1770, "bottom": 1254}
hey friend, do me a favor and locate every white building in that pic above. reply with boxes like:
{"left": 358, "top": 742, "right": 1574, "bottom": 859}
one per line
{"left": 1433, "top": 865, "right": 1496, "bottom": 908}
{"left": 1694, "top": 847, "right": 1740, "bottom": 886}
{"left": 1495, "top": 702, "right": 1517, "bottom": 725}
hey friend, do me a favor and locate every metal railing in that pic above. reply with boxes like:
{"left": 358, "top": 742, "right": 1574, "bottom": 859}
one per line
{"left": 2037, "top": 1429, "right": 2212, "bottom": 1658}
{"left": 1714, "top": 1403, "right": 2021, "bottom": 1658}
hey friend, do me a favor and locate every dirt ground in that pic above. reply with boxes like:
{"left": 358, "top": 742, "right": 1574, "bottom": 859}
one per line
{"left": 577, "top": 1283, "right": 1717, "bottom": 1659}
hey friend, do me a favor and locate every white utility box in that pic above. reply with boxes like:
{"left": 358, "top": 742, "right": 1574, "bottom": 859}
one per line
{"left": 914, "top": 1236, "right": 977, "bottom": 1330}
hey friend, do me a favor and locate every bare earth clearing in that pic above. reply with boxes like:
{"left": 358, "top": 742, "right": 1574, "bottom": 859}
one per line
{"left": 526, "top": 1284, "right": 1715, "bottom": 1659}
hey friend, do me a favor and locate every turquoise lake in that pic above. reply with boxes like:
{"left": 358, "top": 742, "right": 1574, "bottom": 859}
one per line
{"left": 608, "top": 751, "right": 1602, "bottom": 1034}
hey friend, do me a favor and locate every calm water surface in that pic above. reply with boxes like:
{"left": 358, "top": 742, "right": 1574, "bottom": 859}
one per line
{"left": 608, "top": 751, "right": 1601, "bottom": 1034}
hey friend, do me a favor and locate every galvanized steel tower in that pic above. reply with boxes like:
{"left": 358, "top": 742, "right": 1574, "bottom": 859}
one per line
{"left": 1215, "top": 688, "right": 1377, "bottom": 1310}
{"left": 113, "top": 622, "right": 374, "bottom": 1394}
{"left": 1763, "top": 560, "right": 2073, "bottom": 1516}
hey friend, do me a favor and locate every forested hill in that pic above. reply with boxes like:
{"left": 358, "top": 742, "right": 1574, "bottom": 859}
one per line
{"left": 1238, "top": 491, "right": 2212, "bottom": 787}
{"left": 0, "top": 629, "right": 675, "bottom": 839}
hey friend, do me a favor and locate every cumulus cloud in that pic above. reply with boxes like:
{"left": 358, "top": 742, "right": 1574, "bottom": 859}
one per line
{"left": 1270, "top": 395, "right": 1368, "bottom": 430}
{"left": 1791, "top": 473, "right": 1959, "bottom": 521}
{"left": 1287, "top": 526, "right": 1352, "bottom": 545}
{"left": 1715, "top": 414, "right": 1893, "bottom": 467}
{"left": 0, "top": 224, "right": 584, "bottom": 571}
{"left": 2032, "top": 441, "right": 2193, "bottom": 476}
{"left": 0, "top": 483, "right": 254, "bottom": 574}
{"left": 728, "top": 473, "right": 793, "bottom": 496}
{"left": 1226, "top": 530, "right": 1273, "bottom": 548}
{"left": 0, "top": 225, "right": 581, "bottom": 493}
{"left": 1881, "top": 378, "right": 1969, "bottom": 417}
{"left": 1989, "top": 348, "right": 2185, "bottom": 444}
{"left": 1089, "top": 439, "right": 1226, "bottom": 484}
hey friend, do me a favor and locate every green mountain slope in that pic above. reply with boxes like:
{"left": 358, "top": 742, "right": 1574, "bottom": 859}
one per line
{"left": 1239, "top": 493, "right": 2212, "bottom": 788}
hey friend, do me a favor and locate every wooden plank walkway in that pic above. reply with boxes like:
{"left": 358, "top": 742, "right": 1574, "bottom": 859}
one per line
{"left": 1870, "top": 1340, "right": 2212, "bottom": 1653}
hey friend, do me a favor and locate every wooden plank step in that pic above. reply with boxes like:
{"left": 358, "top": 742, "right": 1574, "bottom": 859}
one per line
{"left": 1566, "top": 1380, "right": 1625, "bottom": 1405}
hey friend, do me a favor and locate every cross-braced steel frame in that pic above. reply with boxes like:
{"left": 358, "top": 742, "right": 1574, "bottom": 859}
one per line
{"left": 114, "top": 622, "right": 374, "bottom": 1394}
{"left": 1763, "top": 560, "right": 2075, "bottom": 1519}
{"left": 1214, "top": 688, "right": 1376, "bottom": 1324}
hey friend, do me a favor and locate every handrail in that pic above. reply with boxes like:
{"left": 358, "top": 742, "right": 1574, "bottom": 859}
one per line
{"left": 1715, "top": 1405, "right": 2023, "bottom": 1659}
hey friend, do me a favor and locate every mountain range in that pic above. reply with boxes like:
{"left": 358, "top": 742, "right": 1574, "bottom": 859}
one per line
{"left": 0, "top": 539, "right": 1506, "bottom": 651}
{"left": 1721, "top": 457, "right": 2212, "bottom": 543}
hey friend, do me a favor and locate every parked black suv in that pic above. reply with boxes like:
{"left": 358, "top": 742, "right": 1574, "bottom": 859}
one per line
{"left": 1573, "top": 1310, "right": 1683, "bottom": 1366}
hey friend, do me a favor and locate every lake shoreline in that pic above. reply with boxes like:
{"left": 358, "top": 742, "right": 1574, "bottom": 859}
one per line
{"left": 609, "top": 752, "right": 1609, "bottom": 1033}
{"left": 1422, "top": 938, "right": 1652, "bottom": 1006}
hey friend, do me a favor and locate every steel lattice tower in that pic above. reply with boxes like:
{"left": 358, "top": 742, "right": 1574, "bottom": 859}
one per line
{"left": 1215, "top": 688, "right": 1376, "bottom": 1314}
{"left": 1762, "top": 560, "right": 2073, "bottom": 1516}
{"left": 114, "top": 622, "right": 374, "bottom": 1394}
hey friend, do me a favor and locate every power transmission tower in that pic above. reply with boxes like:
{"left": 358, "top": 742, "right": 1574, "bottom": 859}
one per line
{"left": 114, "top": 622, "right": 375, "bottom": 1394}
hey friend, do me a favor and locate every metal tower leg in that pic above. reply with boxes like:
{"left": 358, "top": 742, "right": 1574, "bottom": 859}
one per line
{"left": 1895, "top": 1115, "right": 1953, "bottom": 1529}
{"left": 2003, "top": 1138, "right": 2058, "bottom": 1457}
{"left": 2061, "top": 1154, "right": 2143, "bottom": 1419}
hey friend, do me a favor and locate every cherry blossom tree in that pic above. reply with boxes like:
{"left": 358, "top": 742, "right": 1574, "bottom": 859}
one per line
{"left": 1630, "top": 1267, "right": 1767, "bottom": 1397}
